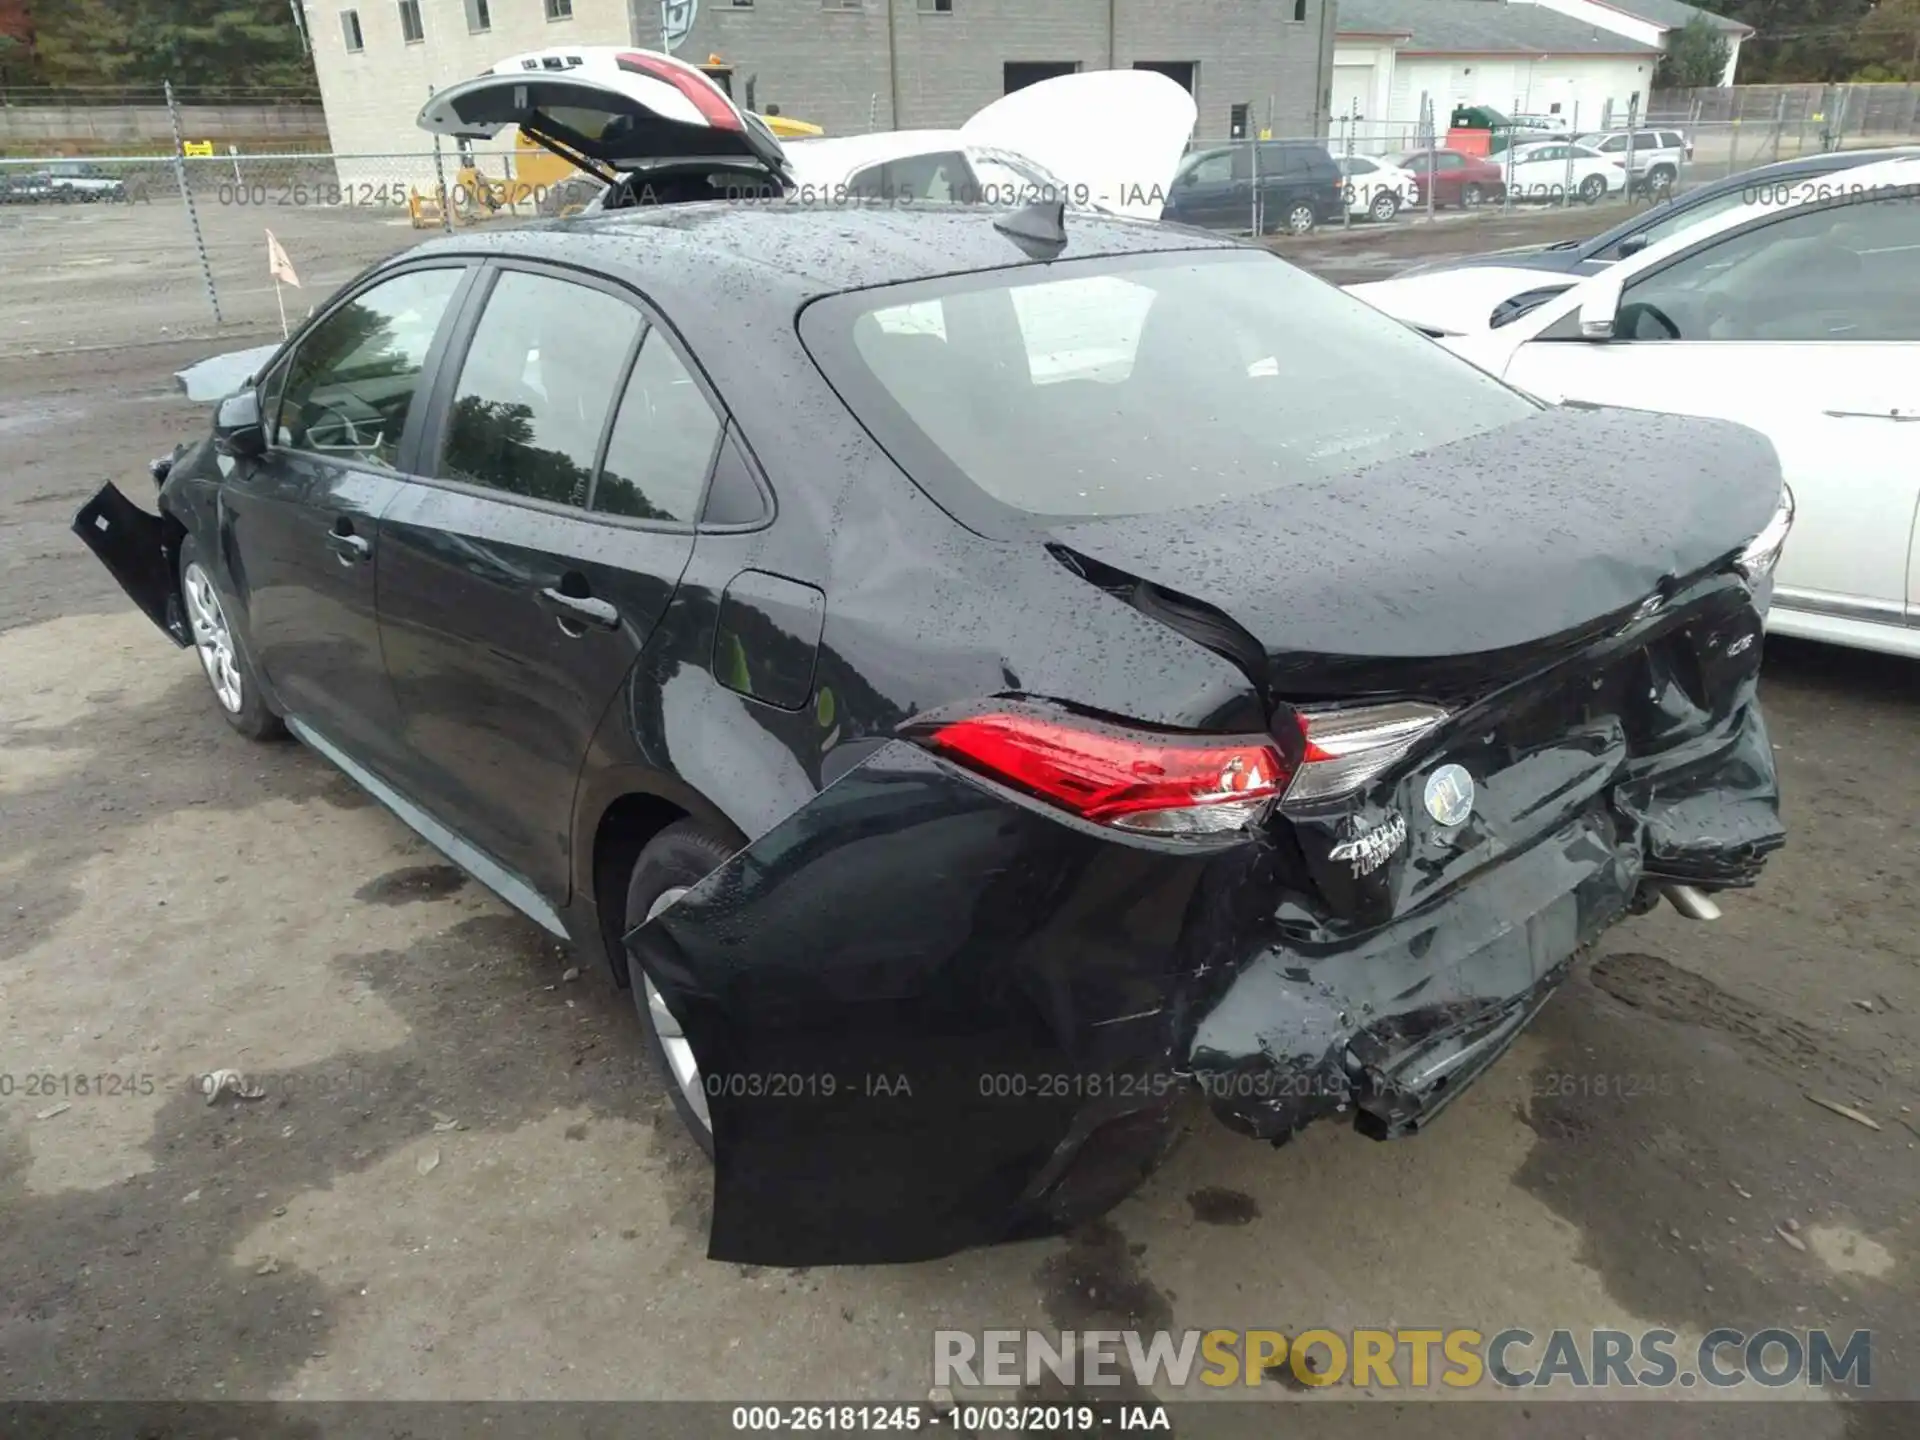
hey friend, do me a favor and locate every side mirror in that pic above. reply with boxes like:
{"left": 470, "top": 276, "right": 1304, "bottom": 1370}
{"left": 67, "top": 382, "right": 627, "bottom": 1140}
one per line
{"left": 1615, "top": 232, "right": 1650, "bottom": 259}
{"left": 1577, "top": 274, "right": 1623, "bottom": 340}
{"left": 214, "top": 388, "right": 265, "bottom": 457}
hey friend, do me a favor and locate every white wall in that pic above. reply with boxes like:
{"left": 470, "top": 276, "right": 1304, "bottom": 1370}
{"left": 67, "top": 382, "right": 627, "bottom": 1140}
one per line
{"left": 304, "top": 0, "right": 632, "bottom": 188}
{"left": 1329, "top": 41, "right": 1395, "bottom": 145}
{"left": 1386, "top": 53, "right": 1654, "bottom": 134}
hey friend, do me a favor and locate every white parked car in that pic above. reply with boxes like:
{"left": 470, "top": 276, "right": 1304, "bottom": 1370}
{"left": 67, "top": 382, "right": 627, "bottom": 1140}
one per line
{"left": 575, "top": 66, "right": 1196, "bottom": 221}
{"left": 1337, "top": 155, "right": 1417, "bottom": 221}
{"left": 1362, "top": 155, "right": 1920, "bottom": 658}
{"left": 1576, "top": 129, "right": 1692, "bottom": 192}
{"left": 1502, "top": 141, "right": 1626, "bottom": 205}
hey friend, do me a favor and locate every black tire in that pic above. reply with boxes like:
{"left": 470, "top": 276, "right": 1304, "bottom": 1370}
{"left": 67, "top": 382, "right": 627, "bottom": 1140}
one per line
{"left": 1647, "top": 165, "right": 1676, "bottom": 194}
{"left": 1579, "top": 174, "right": 1607, "bottom": 204}
{"left": 1461, "top": 182, "right": 1484, "bottom": 208}
{"left": 624, "top": 819, "right": 735, "bottom": 1159}
{"left": 176, "top": 534, "right": 284, "bottom": 741}
{"left": 1284, "top": 202, "right": 1316, "bottom": 235}
{"left": 1369, "top": 190, "right": 1401, "bottom": 222}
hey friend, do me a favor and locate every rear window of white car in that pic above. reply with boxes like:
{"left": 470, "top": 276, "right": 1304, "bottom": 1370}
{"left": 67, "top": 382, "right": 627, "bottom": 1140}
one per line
{"left": 802, "top": 250, "right": 1538, "bottom": 524}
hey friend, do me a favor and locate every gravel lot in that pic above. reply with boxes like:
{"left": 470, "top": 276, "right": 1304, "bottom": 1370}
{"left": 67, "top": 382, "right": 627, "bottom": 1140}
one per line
{"left": 1, "top": 200, "right": 1915, "bottom": 1434}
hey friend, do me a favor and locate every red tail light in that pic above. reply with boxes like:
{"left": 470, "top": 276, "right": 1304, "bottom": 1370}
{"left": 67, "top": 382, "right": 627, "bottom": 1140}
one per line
{"left": 616, "top": 51, "right": 743, "bottom": 132}
{"left": 919, "top": 708, "right": 1291, "bottom": 837}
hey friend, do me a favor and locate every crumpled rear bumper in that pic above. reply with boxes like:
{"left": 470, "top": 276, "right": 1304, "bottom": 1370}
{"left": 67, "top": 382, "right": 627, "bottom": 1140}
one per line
{"left": 631, "top": 655, "right": 1780, "bottom": 1265}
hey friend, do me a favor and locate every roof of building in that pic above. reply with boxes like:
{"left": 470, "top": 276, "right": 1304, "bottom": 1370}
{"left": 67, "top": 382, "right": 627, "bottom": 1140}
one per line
{"left": 1588, "top": 0, "right": 1753, "bottom": 37}
{"left": 1337, "top": 0, "right": 1664, "bottom": 54}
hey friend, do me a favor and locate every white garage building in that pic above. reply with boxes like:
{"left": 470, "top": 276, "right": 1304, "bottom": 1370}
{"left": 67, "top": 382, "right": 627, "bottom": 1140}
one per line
{"left": 1331, "top": 0, "right": 1663, "bottom": 151}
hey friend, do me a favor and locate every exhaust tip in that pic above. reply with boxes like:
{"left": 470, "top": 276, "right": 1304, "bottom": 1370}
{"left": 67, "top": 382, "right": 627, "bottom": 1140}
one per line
{"left": 1663, "top": 884, "right": 1723, "bottom": 922}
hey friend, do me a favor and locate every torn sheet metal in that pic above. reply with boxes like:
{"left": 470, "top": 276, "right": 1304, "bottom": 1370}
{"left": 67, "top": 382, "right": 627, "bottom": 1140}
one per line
{"left": 629, "top": 573, "right": 1782, "bottom": 1268}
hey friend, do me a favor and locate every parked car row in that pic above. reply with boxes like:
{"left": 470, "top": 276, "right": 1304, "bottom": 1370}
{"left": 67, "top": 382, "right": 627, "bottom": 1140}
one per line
{"left": 1158, "top": 134, "right": 1676, "bottom": 235}
{"left": 73, "top": 50, "right": 1794, "bottom": 1267}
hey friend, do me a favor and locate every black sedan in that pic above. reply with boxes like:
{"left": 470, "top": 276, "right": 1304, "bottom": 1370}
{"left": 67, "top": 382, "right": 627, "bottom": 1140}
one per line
{"left": 76, "top": 53, "right": 1791, "bottom": 1269}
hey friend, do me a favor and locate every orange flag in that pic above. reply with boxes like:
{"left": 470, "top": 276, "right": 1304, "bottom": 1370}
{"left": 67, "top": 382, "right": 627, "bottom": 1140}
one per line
{"left": 265, "top": 230, "right": 301, "bottom": 288}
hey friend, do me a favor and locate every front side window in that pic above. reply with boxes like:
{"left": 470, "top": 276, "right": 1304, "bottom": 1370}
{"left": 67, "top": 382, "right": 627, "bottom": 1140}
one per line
{"left": 594, "top": 333, "right": 723, "bottom": 522}
{"left": 1182, "top": 152, "right": 1232, "bottom": 185}
{"left": 274, "top": 267, "right": 464, "bottom": 467}
{"left": 439, "top": 271, "right": 641, "bottom": 505}
{"left": 806, "top": 251, "right": 1537, "bottom": 521}
{"left": 1617, "top": 192, "right": 1920, "bottom": 343}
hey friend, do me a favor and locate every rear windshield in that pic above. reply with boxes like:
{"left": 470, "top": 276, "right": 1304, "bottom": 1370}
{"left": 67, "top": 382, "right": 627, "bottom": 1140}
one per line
{"left": 801, "top": 250, "right": 1537, "bottom": 524}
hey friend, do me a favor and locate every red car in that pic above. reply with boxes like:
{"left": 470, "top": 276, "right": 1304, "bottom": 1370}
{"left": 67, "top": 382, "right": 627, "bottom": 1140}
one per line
{"left": 1394, "top": 149, "right": 1508, "bottom": 209}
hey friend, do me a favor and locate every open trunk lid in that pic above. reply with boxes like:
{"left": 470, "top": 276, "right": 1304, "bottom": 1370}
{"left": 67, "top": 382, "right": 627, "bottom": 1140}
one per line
{"left": 1046, "top": 405, "right": 1782, "bottom": 691}
{"left": 417, "top": 47, "right": 789, "bottom": 183}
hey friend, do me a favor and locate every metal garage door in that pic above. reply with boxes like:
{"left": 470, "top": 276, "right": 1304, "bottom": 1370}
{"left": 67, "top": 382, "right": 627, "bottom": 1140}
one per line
{"left": 1331, "top": 64, "right": 1374, "bottom": 125}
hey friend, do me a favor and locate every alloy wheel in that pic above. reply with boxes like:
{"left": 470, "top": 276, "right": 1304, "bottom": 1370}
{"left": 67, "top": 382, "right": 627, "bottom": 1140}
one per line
{"left": 182, "top": 562, "right": 244, "bottom": 714}
{"left": 641, "top": 885, "right": 711, "bottom": 1131}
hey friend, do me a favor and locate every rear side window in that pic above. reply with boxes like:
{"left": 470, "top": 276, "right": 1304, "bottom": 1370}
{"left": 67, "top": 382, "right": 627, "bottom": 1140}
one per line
{"left": 846, "top": 151, "right": 971, "bottom": 203}
{"left": 804, "top": 251, "right": 1536, "bottom": 523}
{"left": 593, "top": 331, "right": 722, "bottom": 522}
{"left": 439, "top": 270, "right": 641, "bottom": 506}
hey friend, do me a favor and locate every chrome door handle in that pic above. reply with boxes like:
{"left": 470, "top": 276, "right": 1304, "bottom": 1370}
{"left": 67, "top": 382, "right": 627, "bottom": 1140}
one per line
{"left": 537, "top": 586, "right": 619, "bottom": 632}
{"left": 327, "top": 531, "right": 371, "bottom": 564}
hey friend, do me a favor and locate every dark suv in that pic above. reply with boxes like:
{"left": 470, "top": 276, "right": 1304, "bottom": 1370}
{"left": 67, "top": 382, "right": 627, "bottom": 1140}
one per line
{"left": 1162, "top": 140, "right": 1345, "bottom": 234}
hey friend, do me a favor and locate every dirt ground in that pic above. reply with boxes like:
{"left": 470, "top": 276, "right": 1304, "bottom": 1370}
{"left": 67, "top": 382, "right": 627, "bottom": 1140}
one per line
{"left": 1, "top": 204, "right": 1916, "bottom": 1435}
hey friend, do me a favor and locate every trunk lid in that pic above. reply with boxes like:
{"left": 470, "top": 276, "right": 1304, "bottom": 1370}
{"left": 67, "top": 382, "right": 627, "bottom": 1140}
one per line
{"left": 1046, "top": 405, "right": 1781, "bottom": 692}
{"left": 416, "top": 46, "right": 789, "bottom": 182}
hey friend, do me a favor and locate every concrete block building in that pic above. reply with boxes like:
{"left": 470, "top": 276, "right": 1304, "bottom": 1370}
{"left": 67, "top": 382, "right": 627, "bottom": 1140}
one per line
{"left": 304, "top": 0, "right": 1340, "bottom": 175}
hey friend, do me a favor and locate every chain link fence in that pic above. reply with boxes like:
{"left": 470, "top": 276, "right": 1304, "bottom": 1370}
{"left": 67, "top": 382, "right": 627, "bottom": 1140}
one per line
{"left": 1183, "top": 106, "right": 1920, "bottom": 238}
{"left": 5, "top": 102, "right": 1919, "bottom": 356}
{"left": 0, "top": 148, "right": 587, "bottom": 357}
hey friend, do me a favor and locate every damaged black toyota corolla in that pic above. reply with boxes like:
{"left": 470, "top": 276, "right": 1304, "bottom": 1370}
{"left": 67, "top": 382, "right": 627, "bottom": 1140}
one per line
{"left": 74, "top": 50, "right": 1791, "bottom": 1268}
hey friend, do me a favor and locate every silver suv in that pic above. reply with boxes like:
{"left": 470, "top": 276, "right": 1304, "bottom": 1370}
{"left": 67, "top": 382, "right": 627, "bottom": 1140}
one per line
{"left": 1575, "top": 129, "right": 1690, "bottom": 192}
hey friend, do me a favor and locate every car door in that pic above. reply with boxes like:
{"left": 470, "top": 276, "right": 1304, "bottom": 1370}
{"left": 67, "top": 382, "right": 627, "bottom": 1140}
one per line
{"left": 1493, "top": 188, "right": 1920, "bottom": 630}
{"left": 1511, "top": 145, "right": 1559, "bottom": 199}
{"left": 1166, "top": 148, "right": 1239, "bottom": 228}
{"left": 375, "top": 262, "right": 716, "bottom": 904}
{"left": 231, "top": 263, "right": 473, "bottom": 771}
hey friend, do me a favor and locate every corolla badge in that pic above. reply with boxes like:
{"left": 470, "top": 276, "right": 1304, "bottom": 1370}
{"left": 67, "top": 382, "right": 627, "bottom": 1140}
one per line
{"left": 1423, "top": 764, "right": 1475, "bottom": 827}
{"left": 1329, "top": 811, "right": 1407, "bottom": 878}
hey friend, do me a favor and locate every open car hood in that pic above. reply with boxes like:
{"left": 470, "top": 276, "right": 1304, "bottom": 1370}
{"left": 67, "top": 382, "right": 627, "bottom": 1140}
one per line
{"left": 417, "top": 46, "right": 788, "bottom": 181}
{"left": 958, "top": 70, "right": 1196, "bottom": 220}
